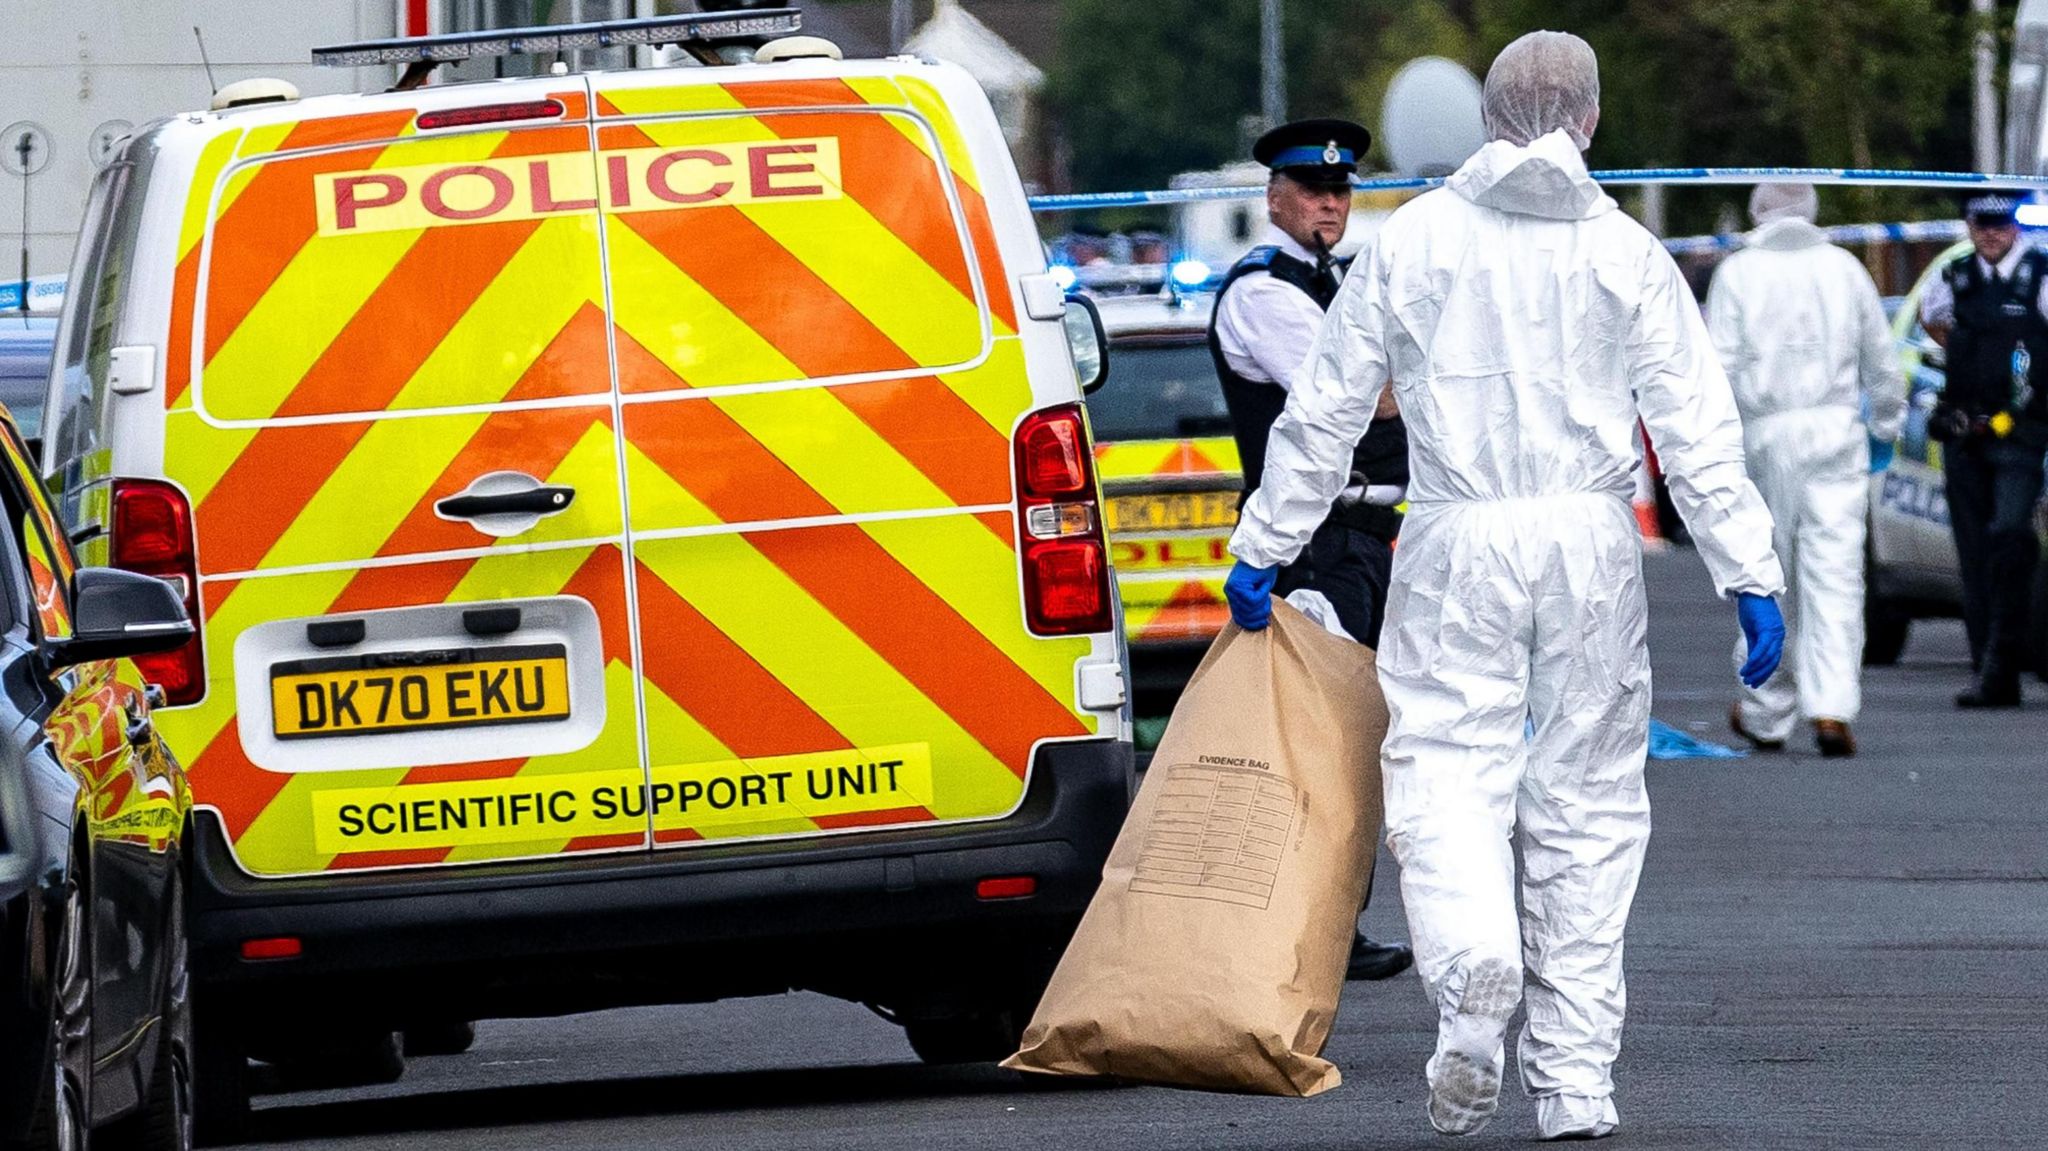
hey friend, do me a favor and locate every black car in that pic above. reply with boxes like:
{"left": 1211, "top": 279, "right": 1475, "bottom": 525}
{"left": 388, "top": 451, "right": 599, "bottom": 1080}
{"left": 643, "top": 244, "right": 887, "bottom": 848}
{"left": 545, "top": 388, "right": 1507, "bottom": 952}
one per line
{"left": 0, "top": 411, "right": 199, "bottom": 1151}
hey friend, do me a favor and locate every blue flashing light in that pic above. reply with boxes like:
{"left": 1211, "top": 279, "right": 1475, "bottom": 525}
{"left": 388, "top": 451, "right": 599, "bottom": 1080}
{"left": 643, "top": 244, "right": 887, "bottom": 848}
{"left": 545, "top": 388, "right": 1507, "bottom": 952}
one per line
{"left": 1170, "top": 259, "right": 1213, "bottom": 289}
{"left": 1049, "top": 264, "right": 1079, "bottom": 291}
{"left": 2017, "top": 202, "right": 2048, "bottom": 228}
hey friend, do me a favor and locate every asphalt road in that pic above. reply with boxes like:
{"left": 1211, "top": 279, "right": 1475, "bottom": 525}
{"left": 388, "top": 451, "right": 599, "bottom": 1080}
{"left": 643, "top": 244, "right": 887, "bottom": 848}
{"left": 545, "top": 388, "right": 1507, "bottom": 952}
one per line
{"left": 240, "top": 550, "right": 2048, "bottom": 1150}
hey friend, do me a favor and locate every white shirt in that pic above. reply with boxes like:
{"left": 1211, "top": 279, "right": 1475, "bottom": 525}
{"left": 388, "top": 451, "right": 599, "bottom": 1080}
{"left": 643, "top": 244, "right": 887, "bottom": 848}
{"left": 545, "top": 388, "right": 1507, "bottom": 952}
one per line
{"left": 1230, "top": 130, "right": 1784, "bottom": 600}
{"left": 1213, "top": 231, "right": 1333, "bottom": 388}
{"left": 1214, "top": 229, "right": 1396, "bottom": 504}
{"left": 1917, "top": 242, "right": 2048, "bottom": 329}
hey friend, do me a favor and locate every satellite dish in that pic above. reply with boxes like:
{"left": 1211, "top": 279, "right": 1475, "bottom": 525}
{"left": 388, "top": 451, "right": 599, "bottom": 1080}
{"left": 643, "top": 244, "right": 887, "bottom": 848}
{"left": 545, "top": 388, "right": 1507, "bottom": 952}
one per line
{"left": 1382, "top": 57, "right": 1485, "bottom": 178}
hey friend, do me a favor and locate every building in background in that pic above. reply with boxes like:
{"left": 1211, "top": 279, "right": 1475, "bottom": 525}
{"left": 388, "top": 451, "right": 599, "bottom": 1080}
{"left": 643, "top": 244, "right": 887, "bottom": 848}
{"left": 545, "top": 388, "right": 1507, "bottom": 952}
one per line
{"left": 802, "top": 0, "right": 1057, "bottom": 188}
{"left": 1, "top": 2, "right": 416, "bottom": 282}
{"left": 2, "top": 1, "right": 1065, "bottom": 283}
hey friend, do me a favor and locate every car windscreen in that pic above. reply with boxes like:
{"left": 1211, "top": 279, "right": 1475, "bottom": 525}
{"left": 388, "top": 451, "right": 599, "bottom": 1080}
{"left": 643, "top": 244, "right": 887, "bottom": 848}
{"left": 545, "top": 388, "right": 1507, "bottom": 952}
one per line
{"left": 1084, "top": 341, "right": 1233, "bottom": 442}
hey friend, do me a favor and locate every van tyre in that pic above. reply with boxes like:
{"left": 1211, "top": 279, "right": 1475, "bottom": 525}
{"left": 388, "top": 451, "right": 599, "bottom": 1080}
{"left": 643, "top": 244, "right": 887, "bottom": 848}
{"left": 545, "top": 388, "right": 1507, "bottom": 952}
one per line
{"left": 402, "top": 1022, "right": 477, "bottom": 1058}
{"left": 902, "top": 1008, "right": 1026, "bottom": 1066}
{"left": 103, "top": 876, "right": 193, "bottom": 1151}
{"left": 1864, "top": 594, "right": 1911, "bottom": 666}
{"left": 263, "top": 1032, "right": 405, "bottom": 1093}
{"left": 191, "top": 986, "right": 250, "bottom": 1148}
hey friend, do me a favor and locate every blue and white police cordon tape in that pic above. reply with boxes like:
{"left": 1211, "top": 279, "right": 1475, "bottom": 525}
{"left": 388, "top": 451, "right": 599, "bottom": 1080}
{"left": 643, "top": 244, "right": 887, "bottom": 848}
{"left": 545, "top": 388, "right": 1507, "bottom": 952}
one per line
{"left": 1027, "top": 166, "right": 2048, "bottom": 213}
{"left": 1061, "top": 218, "right": 1966, "bottom": 294}
{"left": 1660, "top": 218, "right": 1966, "bottom": 255}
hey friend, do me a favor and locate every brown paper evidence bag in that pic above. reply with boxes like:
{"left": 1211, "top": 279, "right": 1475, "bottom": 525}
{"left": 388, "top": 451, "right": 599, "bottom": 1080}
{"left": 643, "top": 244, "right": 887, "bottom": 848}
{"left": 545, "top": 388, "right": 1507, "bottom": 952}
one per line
{"left": 1004, "top": 601, "right": 1388, "bottom": 1096}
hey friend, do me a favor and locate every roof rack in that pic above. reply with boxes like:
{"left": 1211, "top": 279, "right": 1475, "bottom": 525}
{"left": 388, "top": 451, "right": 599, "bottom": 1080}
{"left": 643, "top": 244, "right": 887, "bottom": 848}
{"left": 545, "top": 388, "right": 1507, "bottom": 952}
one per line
{"left": 311, "top": 9, "right": 802, "bottom": 70}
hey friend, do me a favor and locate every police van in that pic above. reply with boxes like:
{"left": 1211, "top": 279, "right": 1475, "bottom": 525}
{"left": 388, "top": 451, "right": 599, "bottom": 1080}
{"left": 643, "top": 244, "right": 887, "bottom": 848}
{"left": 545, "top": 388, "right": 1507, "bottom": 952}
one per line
{"left": 42, "top": 11, "right": 1129, "bottom": 1138}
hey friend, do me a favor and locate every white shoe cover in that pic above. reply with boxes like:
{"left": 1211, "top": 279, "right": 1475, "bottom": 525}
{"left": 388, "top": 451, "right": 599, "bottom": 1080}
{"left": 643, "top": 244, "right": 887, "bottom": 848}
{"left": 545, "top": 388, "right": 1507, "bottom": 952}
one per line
{"left": 1425, "top": 957, "right": 1522, "bottom": 1136}
{"left": 1535, "top": 1094, "right": 1620, "bottom": 1141}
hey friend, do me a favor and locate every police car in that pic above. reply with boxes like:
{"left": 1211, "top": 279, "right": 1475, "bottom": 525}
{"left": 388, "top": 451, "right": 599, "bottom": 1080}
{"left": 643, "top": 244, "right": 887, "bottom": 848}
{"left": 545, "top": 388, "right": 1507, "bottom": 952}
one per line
{"left": 1084, "top": 291, "right": 1242, "bottom": 717}
{"left": 41, "top": 12, "right": 1131, "bottom": 1139}
{"left": 1867, "top": 240, "right": 2048, "bottom": 673}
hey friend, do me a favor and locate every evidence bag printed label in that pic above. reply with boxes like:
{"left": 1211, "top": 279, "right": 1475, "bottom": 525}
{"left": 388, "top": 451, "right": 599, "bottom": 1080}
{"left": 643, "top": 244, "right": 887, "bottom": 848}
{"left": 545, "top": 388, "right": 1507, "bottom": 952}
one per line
{"left": 1130, "top": 762, "right": 1297, "bottom": 910}
{"left": 308, "top": 742, "right": 933, "bottom": 853}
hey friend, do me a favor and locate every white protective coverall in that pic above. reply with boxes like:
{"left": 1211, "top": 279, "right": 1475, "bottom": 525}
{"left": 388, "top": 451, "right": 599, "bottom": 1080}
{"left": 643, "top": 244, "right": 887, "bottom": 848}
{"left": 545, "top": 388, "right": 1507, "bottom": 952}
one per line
{"left": 1231, "top": 130, "right": 1785, "bottom": 1133}
{"left": 1706, "top": 189, "right": 1908, "bottom": 741}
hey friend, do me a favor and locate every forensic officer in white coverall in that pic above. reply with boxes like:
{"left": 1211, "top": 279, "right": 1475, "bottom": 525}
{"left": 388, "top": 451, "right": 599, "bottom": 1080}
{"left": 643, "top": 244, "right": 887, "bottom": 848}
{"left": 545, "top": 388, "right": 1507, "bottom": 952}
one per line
{"left": 1222, "top": 32, "right": 1787, "bottom": 1141}
{"left": 1708, "top": 184, "right": 1907, "bottom": 758}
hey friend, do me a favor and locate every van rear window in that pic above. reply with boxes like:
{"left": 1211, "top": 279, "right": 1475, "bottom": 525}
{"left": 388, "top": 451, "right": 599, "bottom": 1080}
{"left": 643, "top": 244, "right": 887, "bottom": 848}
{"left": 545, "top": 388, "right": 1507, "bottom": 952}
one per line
{"left": 194, "top": 106, "right": 991, "bottom": 422}
{"left": 599, "top": 107, "right": 990, "bottom": 395}
{"left": 196, "top": 123, "right": 611, "bottom": 423}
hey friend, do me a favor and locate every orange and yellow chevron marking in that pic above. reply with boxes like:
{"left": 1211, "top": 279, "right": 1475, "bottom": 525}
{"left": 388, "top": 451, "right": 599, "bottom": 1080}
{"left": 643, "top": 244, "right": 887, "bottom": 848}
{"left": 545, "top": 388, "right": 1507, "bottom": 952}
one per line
{"left": 1118, "top": 575, "right": 1231, "bottom": 645}
{"left": 632, "top": 535, "right": 1027, "bottom": 823}
{"left": 157, "top": 77, "right": 1101, "bottom": 876}
{"left": 1094, "top": 436, "right": 1243, "bottom": 482}
{"left": 618, "top": 401, "right": 1089, "bottom": 774}
{"left": 614, "top": 325, "right": 1013, "bottom": 534}
{"left": 21, "top": 514, "right": 72, "bottom": 640}
{"left": 172, "top": 544, "right": 642, "bottom": 876}
{"left": 596, "top": 78, "right": 1015, "bottom": 333}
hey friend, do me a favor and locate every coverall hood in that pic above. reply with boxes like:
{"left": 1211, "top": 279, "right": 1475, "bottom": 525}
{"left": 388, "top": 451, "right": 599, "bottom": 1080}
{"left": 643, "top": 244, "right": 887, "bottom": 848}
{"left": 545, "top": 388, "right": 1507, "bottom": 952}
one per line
{"left": 1445, "top": 130, "right": 1615, "bottom": 222}
{"left": 1748, "top": 216, "right": 1828, "bottom": 252}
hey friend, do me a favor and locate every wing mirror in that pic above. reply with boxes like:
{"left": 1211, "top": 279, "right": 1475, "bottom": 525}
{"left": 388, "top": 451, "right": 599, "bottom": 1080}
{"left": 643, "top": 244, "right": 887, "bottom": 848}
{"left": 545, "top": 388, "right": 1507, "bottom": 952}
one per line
{"left": 1062, "top": 292, "right": 1110, "bottom": 395}
{"left": 44, "top": 568, "right": 195, "bottom": 669}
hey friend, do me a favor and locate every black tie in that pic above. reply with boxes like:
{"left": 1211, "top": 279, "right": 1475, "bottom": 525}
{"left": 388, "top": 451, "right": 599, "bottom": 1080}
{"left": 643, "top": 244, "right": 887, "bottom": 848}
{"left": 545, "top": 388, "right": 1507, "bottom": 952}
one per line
{"left": 1313, "top": 258, "right": 1341, "bottom": 307}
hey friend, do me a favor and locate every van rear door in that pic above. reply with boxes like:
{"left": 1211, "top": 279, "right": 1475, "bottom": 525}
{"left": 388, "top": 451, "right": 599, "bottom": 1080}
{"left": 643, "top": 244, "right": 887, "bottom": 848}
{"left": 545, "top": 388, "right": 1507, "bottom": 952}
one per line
{"left": 587, "top": 69, "right": 1100, "bottom": 846}
{"left": 157, "top": 87, "right": 654, "bottom": 876}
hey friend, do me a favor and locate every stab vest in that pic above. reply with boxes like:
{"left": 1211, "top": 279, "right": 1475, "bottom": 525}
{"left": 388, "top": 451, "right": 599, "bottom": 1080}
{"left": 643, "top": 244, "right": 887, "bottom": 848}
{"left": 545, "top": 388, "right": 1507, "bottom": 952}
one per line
{"left": 1944, "top": 248, "right": 2048, "bottom": 445}
{"left": 1207, "top": 245, "right": 1409, "bottom": 510}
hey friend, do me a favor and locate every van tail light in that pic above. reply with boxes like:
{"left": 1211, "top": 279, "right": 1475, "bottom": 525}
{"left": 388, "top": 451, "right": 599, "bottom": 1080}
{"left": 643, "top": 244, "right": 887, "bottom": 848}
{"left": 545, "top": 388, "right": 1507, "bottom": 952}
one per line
{"left": 111, "top": 479, "right": 204, "bottom": 705}
{"left": 1015, "top": 405, "right": 1114, "bottom": 636}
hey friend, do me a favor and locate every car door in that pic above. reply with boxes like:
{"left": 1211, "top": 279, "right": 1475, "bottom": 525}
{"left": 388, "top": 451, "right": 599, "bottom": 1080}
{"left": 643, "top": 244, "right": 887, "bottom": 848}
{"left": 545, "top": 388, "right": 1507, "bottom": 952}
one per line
{"left": 0, "top": 419, "right": 173, "bottom": 1072}
{"left": 586, "top": 70, "right": 1100, "bottom": 847}
{"left": 155, "top": 86, "right": 651, "bottom": 875}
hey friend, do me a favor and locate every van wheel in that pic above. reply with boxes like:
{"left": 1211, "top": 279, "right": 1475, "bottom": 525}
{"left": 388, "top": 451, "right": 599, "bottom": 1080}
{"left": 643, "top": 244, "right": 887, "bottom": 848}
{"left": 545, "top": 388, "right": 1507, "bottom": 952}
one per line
{"left": 1864, "top": 595, "right": 1911, "bottom": 666}
{"left": 402, "top": 1022, "right": 477, "bottom": 1058}
{"left": 902, "top": 1009, "right": 1025, "bottom": 1066}
{"left": 190, "top": 992, "right": 248, "bottom": 1148}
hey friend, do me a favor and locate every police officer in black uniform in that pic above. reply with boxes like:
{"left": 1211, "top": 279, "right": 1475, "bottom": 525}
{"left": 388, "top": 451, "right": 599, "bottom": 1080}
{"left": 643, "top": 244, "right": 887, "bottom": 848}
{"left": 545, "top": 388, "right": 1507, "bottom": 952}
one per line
{"left": 1920, "top": 193, "right": 2048, "bottom": 708}
{"left": 1210, "top": 118, "right": 1413, "bottom": 980}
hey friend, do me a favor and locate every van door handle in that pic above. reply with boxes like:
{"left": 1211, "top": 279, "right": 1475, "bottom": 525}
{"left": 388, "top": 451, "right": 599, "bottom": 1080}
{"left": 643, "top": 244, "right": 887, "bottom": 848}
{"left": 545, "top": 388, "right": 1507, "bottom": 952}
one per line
{"left": 435, "top": 486, "right": 576, "bottom": 520}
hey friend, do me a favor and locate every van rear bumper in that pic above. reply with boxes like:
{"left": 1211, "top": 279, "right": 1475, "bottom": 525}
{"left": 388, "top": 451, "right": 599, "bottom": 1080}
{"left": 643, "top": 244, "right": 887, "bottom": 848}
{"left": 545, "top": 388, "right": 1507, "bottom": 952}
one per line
{"left": 188, "top": 739, "right": 1131, "bottom": 1029}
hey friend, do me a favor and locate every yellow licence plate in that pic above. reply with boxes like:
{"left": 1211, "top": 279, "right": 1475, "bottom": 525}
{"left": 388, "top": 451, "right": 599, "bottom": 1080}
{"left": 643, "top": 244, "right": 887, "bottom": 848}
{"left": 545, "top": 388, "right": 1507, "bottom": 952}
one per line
{"left": 1105, "top": 491, "right": 1239, "bottom": 533}
{"left": 271, "top": 643, "right": 571, "bottom": 740}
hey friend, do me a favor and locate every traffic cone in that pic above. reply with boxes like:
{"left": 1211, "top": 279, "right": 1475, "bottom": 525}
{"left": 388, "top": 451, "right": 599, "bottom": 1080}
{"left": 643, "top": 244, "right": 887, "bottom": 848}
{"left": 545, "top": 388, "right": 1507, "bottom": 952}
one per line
{"left": 1634, "top": 497, "right": 1669, "bottom": 552}
{"left": 1634, "top": 422, "right": 1670, "bottom": 552}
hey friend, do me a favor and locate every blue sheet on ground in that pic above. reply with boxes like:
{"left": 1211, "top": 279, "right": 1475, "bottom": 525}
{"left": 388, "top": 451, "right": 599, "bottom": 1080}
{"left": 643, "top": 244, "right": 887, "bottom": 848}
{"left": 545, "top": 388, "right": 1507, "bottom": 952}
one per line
{"left": 1648, "top": 718, "right": 1746, "bottom": 760}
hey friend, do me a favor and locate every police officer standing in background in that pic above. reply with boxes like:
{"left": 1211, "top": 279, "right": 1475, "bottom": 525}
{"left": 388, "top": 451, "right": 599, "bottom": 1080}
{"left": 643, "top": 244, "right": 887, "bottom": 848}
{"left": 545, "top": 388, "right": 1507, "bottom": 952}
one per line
{"left": 1210, "top": 118, "right": 1413, "bottom": 981}
{"left": 1920, "top": 193, "right": 2048, "bottom": 709}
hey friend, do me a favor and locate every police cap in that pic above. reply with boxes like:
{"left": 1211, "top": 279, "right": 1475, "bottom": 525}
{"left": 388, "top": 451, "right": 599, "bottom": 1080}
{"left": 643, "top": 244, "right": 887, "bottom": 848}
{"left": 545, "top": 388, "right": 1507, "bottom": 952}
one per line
{"left": 1964, "top": 193, "right": 2019, "bottom": 224}
{"left": 1253, "top": 118, "right": 1371, "bottom": 187}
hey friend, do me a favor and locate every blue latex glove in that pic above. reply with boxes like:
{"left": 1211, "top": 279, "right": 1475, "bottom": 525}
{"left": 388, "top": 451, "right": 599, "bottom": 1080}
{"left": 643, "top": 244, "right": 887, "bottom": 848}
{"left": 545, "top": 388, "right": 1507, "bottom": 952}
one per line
{"left": 1224, "top": 561, "right": 1279, "bottom": 631}
{"left": 1736, "top": 593, "right": 1785, "bottom": 689}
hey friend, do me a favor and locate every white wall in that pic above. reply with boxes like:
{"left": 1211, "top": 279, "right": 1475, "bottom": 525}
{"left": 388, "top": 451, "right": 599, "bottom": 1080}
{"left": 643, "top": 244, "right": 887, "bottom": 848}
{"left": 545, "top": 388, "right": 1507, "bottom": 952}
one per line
{"left": 0, "top": 1, "right": 403, "bottom": 280}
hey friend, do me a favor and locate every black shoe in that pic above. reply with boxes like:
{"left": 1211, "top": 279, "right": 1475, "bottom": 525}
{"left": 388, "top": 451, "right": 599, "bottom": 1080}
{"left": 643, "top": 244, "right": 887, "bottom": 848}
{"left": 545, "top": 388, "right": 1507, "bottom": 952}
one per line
{"left": 1346, "top": 934, "right": 1414, "bottom": 981}
{"left": 1956, "top": 678, "right": 2022, "bottom": 709}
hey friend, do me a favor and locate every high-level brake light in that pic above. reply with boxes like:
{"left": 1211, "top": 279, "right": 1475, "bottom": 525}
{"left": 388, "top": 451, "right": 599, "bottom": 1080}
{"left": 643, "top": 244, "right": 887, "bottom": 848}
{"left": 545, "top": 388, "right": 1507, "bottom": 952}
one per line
{"left": 415, "top": 100, "right": 565, "bottom": 131}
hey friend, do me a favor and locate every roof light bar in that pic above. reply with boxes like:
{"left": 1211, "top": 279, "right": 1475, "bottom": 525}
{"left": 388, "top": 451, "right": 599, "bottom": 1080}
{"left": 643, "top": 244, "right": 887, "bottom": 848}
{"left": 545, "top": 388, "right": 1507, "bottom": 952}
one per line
{"left": 312, "top": 9, "right": 801, "bottom": 68}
